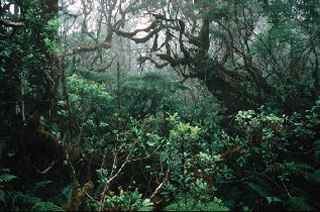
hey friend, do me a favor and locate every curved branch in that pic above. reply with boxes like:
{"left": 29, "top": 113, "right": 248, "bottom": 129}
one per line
{"left": 138, "top": 56, "right": 169, "bottom": 68}
{"left": 131, "top": 28, "right": 162, "bottom": 43}
{"left": 34, "top": 160, "right": 56, "bottom": 174}
{"left": 111, "top": 20, "right": 157, "bottom": 38}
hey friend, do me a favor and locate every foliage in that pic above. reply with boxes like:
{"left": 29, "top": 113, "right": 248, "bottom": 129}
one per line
{"left": 121, "top": 71, "right": 183, "bottom": 118}
{"left": 1, "top": 0, "right": 320, "bottom": 211}
{"left": 103, "top": 189, "right": 154, "bottom": 211}
{"left": 212, "top": 101, "right": 320, "bottom": 210}
{"left": 165, "top": 197, "right": 229, "bottom": 211}
{"left": 286, "top": 197, "right": 315, "bottom": 211}
{"left": 0, "top": 170, "right": 62, "bottom": 211}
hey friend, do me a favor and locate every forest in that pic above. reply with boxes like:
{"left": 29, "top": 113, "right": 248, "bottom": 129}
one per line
{"left": 0, "top": 0, "right": 320, "bottom": 211}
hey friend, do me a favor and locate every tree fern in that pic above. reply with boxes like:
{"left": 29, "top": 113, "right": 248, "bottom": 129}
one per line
{"left": 120, "top": 71, "right": 184, "bottom": 118}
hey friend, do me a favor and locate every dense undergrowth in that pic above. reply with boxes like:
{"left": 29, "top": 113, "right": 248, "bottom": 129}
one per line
{"left": 1, "top": 71, "right": 320, "bottom": 211}
{"left": 1, "top": 0, "right": 320, "bottom": 211}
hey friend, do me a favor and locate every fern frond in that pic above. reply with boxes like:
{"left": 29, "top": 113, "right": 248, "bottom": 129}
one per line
{"left": 31, "top": 201, "right": 62, "bottom": 211}
{"left": 48, "top": 184, "right": 73, "bottom": 206}
{"left": 15, "top": 191, "right": 41, "bottom": 205}
{"left": 286, "top": 197, "right": 315, "bottom": 211}
{"left": 31, "top": 180, "right": 52, "bottom": 193}
{"left": 247, "top": 182, "right": 269, "bottom": 198}
{"left": 285, "top": 162, "right": 313, "bottom": 176}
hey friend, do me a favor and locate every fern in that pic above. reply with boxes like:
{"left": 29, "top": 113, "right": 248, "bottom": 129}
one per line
{"left": 4, "top": 190, "right": 62, "bottom": 211}
{"left": 31, "top": 201, "right": 62, "bottom": 211}
{"left": 30, "top": 180, "right": 52, "bottom": 193}
{"left": 15, "top": 191, "right": 42, "bottom": 205}
{"left": 48, "top": 184, "right": 73, "bottom": 205}
{"left": 286, "top": 197, "right": 315, "bottom": 211}
{"left": 247, "top": 182, "right": 269, "bottom": 198}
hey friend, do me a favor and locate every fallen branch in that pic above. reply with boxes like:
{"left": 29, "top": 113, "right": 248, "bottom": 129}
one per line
{"left": 0, "top": 19, "right": 25, "bottom": 27}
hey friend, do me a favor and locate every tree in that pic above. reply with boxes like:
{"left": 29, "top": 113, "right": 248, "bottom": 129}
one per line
{"left": 0, "top": 0, "right": 61, "bottom": 182}
{"left": 109, "top": 0, "right": 319, "bottom": 113}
